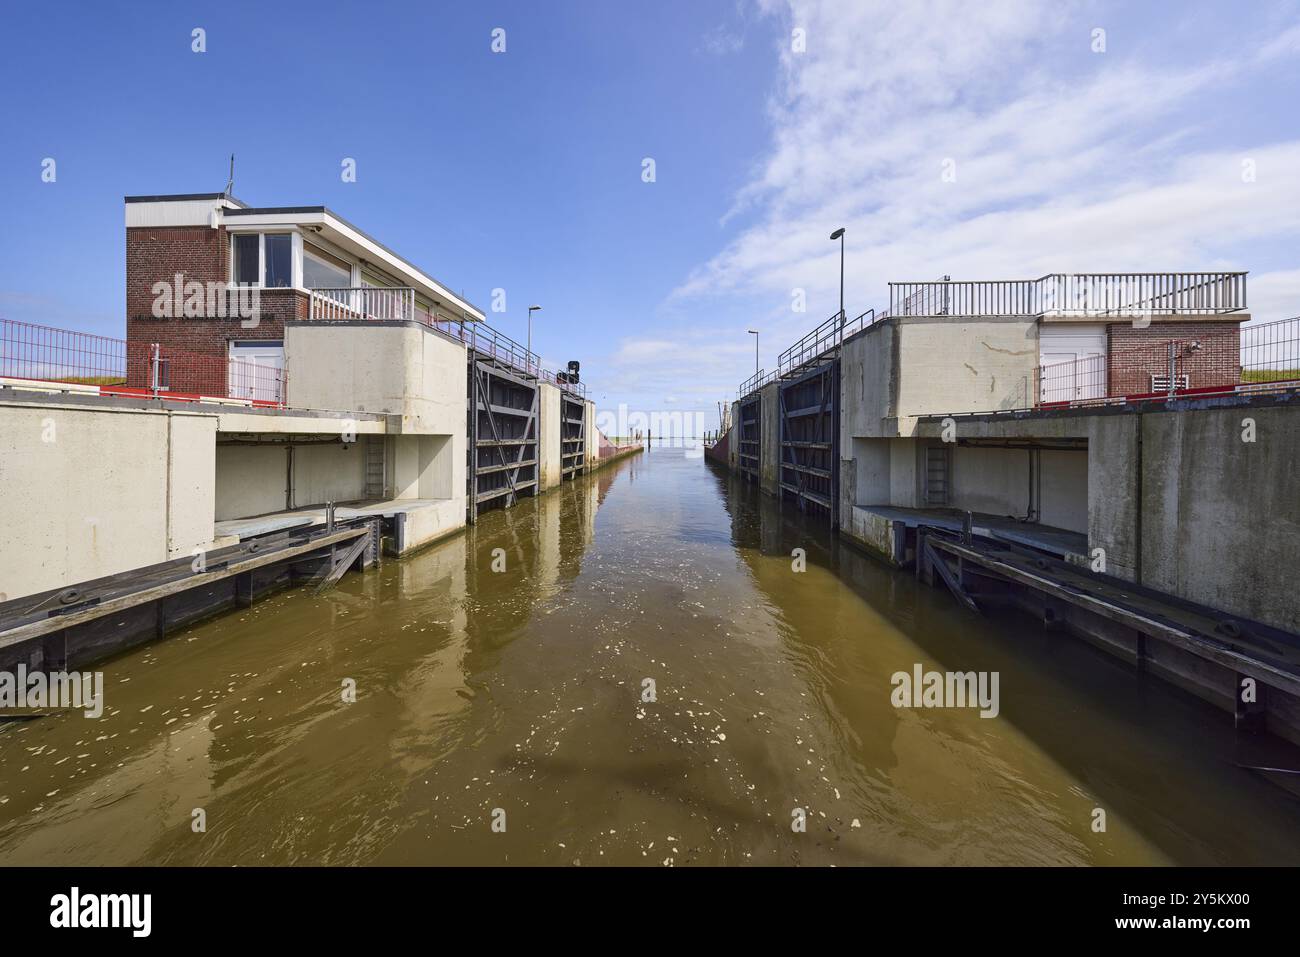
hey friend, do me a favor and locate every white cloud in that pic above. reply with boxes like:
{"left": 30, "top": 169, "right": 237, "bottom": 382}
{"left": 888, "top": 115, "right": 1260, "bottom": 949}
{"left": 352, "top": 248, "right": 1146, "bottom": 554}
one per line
{"left": 589, "top": 1, "right": 1300, "bottom": 410}
{"left": 700, "top": 25, "right": 744, "bottom": 56}
{"left": 677, "top": 0, "right": 1300, "bottom": 332}
{"left": 1247, "top": 269, "right": 1300, "bottom": 324}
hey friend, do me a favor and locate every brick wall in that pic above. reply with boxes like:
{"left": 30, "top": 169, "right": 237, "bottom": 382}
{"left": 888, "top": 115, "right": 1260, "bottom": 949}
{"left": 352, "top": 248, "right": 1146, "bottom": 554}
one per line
{"left": 1107, "top": 321, "right": 1242, "bottom": 396}
{"left": 125, "top": 225, "right": 303, "bottom": 394}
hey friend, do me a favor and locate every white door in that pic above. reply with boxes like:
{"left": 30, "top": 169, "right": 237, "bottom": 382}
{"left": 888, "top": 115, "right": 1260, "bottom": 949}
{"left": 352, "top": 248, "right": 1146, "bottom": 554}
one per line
{"left": 228, "top": 341, "right": 284, "bottom": 404}
{"left": 1039, "top": 324, "right": 1107, "bottom": 402}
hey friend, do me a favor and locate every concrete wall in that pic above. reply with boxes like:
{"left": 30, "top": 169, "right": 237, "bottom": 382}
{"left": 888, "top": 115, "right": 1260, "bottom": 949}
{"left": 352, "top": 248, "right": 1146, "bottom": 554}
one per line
{"left": 584, "top": 398, "right": 598, "bottom": 468}
{"left": 946, "top": 446, "right": 1087, "bottom": 534}
{"left": 851, "top": 437, "right": 891, "bottom": 506}
{"left": 388, "top": 434, "right": 457, "bottom": 499}
{"left": 538, "top": 382, "right": 562, "bottom": 491}
{"left": 839, "top": 317, "right": 1038, "bottom": 441}
{"left": 759, "top": 381, "right": 780, "bottom": 493}
{"left": 285, "top": 319, "right": 466, "bottom": 540}
{"left": 895, "top": 318, "right": 1038, "bottom": 424}
{"left": 922, "top": 401, "right": 1300, "bottom": 632}
{"left": 214, "top": 439, "right": 368, "bottom": 520}
{"left": 0, "top": 403, "right": 216, "bottom": 601}
{"left": 840, "top": 323, "right": 896, "bottom": 439}
{"left": 951, "top": 445, "right": 1029, "bottom": 518}
{"left": 1136, "top": 405, "right": 1300, "bottom": 632}
{"left": 295, "top": 442, "right": 368, "bottom": 505}
{"left": 1039, "top": 449, "right": 1088, "bottom": 532}
{"left": 284, "top": 320, "right": 467, "bottom": 435}
{"left": 848, "top": 437, "right": 921, "bottom": 508}
{"left": 890, "top": 438, "right": 921, "bottom": 508}
{"left": 215, "top": 445, "right": 286, "bottom": 519}
{"left": 1088, "top": 415, "right": 1141, "bottom": 581}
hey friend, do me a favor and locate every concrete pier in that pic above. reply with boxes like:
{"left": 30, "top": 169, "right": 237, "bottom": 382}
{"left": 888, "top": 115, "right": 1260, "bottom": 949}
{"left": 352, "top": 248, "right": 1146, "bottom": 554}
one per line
{"left": 0, "top": 318, "right": 632, "bottom": 607}
{"left": 716, "top": 276, "right": 1300, "bottom": 751}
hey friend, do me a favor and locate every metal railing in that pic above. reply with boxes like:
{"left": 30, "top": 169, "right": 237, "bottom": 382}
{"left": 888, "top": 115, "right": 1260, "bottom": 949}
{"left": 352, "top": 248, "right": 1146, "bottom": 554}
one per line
{"left": 0, "top": 319, "right": 285, "bottom": 407}
{"left": 1039, "top": 272, "right": 1247, "bottom": 317}
{"left": 736, "top": 308, "right": 887, "bottom": 398}
{"left": 889, "top": 272, "right": 1247, "bottom": 318}
{"left": 738, "top": 368, "right": 774, "bottom": 397}
{"left": 777, "top": 309, "right": 880, "bottom": 376}
{"left": 1239, "top": 315, "right": 1300, "bottom": 383}
{"left": 1, "top": 318, "right": 128, "bottom": 386}
{"left": 1034, "top": 315, "right": 1299, "bottom": 409}
{"left": 309, "top": 286, "right": 416, "bottom": 322}
{"left": 149, "top": 342, "right": 286, "bottom": 407}
{"left": 307, "top": 286, "right": 586, "bottom": 397}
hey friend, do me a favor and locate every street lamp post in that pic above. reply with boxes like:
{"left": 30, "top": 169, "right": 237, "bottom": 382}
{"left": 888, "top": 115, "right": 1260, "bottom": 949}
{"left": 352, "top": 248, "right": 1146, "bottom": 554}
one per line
{"left": 830, "top": 227, "right": 845, "bottom": 327}
{"left": 527, "top": 304, "right": 541, "bottom": 374}
{"left": 747, "top": 329, "right": 759, "bottom": 376}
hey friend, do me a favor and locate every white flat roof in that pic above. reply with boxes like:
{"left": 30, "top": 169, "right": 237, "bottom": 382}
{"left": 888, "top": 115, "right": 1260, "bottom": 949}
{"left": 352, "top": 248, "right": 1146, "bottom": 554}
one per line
{"left": 125, "top": 194, "right": 485, "bottom": 321}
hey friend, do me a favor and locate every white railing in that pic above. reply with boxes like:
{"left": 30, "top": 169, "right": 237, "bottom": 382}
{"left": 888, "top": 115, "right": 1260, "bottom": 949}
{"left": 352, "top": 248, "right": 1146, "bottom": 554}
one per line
{"left": 309, "top": 286, "right": 415, "bottom": 322}
{"left": 888, "top": 272, "right": 1247, "bottom": 318}
{"left": 1038, "top": 272, "right": 1247, "bottom": 317}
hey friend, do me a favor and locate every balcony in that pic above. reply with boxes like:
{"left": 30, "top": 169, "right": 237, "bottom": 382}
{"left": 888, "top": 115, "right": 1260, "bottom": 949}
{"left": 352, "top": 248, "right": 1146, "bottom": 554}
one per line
{"left": 308, "top": 286, "right": 418, "bottom": 323}
{"left": 306, "top": 287, "right": 586, "bottom": 396}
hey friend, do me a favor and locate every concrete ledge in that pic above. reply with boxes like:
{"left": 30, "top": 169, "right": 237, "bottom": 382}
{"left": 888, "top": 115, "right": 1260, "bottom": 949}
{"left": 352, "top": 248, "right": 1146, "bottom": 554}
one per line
{"left": 214, "top": 498, "right": 463, "bottom": 554}
{"left": 916, "top": 385, "right": 1300, "bottom": 425}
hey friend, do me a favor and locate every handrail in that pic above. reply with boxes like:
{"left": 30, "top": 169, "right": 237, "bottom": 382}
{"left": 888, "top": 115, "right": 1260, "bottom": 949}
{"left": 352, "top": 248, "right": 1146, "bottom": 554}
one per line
{"left": 776, "top": 308, "right": 879, "bottom": 376}
{"left": 307, "top": 287, "right": 586, "bottom": 396}
{"left": 309, "top": 286, "right": 414, "bottom": 322}
{"left": 735, "top": 307, "right": 884, "bottom": 398}
{"left": 889, "top": 272, "right": 1248, "bottom": 318}
{"left": 738, "top": 368, "right": 773, "bottom": 397}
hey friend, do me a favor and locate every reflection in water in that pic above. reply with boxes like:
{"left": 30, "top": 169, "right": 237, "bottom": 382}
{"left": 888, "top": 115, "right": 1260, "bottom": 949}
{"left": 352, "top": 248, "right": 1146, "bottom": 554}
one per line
{"left": 0, "top": 444, "right": 1296, "bottom": 865}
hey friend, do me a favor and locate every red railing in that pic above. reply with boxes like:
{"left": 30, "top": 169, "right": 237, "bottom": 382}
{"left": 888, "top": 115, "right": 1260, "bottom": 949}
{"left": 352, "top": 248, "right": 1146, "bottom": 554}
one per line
{"left": 143, "top": 343, "right": 286, "bottom": 407}
{"left": 0, "top": 319, "right": 286, "bottom": 407}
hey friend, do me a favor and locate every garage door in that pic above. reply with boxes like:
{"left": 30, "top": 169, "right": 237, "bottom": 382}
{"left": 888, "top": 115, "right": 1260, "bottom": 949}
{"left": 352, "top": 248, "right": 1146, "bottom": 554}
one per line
{"left": 228, "top": 340, "right": 284, "bottom": 404}
{"left": 1039, "top": 324, "right": 1106, "bottom": 402}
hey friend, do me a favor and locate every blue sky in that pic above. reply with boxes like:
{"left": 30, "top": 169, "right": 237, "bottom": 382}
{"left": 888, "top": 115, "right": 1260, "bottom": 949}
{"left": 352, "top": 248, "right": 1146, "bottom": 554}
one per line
{"left": 2, "top": 0, "right": 1300, "bottom": 422}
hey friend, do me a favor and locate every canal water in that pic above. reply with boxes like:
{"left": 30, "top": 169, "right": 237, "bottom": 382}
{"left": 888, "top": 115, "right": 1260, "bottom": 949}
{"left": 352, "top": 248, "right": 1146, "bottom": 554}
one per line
{"left": 1, "top": 442, "right": 1297, "bottom": 866}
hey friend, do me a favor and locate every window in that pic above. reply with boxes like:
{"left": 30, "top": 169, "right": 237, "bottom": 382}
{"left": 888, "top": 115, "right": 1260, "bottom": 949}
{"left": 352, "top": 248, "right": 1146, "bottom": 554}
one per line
{"left": 230, "top": 232, "right": 296, "bottom": 287}
{"left": 264, "top": 233, "right": 292, "bottom": 288}
{"left": 303, "top": 243, "right": 351, "bottom": 289}
{"left": 233, "top": 234, "right": 259, "bottom": 285}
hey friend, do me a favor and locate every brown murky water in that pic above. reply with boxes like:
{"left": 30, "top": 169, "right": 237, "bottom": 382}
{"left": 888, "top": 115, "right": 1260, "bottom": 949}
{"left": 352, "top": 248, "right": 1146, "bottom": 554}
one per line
{"left": 1, "top": 443, "right": 1297, "bottom": 865}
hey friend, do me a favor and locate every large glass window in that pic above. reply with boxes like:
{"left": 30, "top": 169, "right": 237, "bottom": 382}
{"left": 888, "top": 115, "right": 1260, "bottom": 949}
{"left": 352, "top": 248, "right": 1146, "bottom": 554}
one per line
{"left": 303, "top": 243, "right": 351, "bottom": 289}
{"left": 232, "top": 234, "right": 259, "bottom": 285}
{"left": 264, "top": 233, "right": 292, "bottom": 288}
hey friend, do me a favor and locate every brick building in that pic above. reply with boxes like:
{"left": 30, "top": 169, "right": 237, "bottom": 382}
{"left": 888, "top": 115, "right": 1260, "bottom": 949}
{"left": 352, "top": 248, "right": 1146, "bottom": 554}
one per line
{"left": 124, "top": 193, "right": 486, "bottom": 401}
